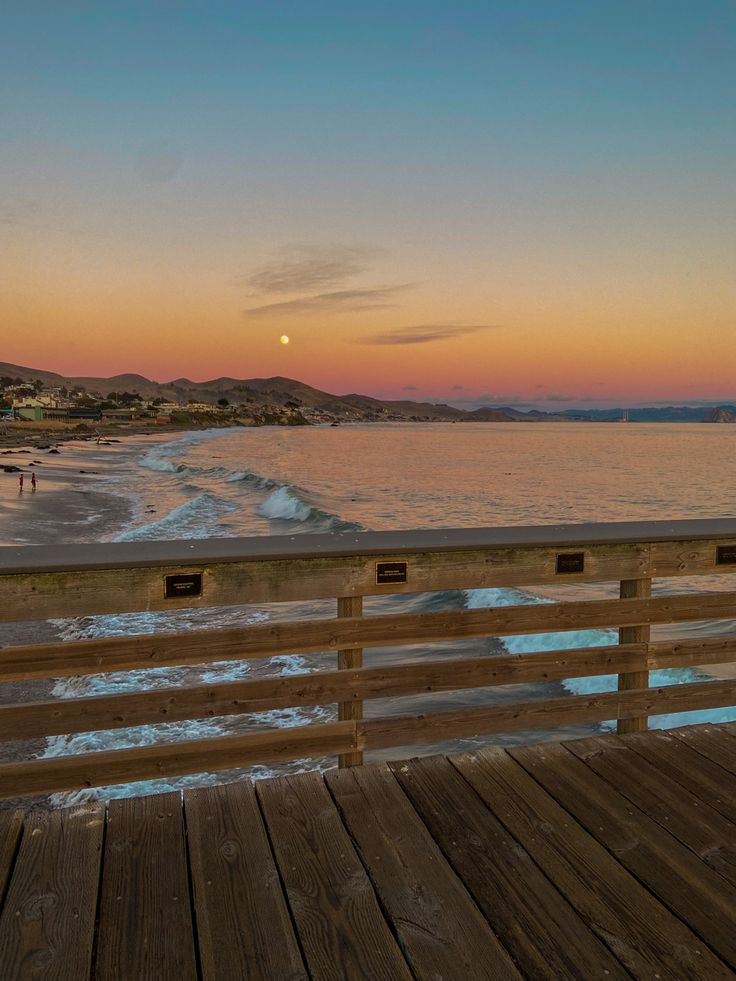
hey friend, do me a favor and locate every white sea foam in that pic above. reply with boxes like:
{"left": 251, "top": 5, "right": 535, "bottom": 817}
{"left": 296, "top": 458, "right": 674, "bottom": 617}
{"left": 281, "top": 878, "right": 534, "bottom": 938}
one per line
{"left": 114, "top": 493, "right": 236, "bottom": 541}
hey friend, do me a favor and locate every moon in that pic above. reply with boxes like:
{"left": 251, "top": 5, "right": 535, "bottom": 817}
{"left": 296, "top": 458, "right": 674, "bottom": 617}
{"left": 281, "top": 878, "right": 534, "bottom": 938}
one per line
{"left": 280, "top": 335, "right": 290, "bottom": 345}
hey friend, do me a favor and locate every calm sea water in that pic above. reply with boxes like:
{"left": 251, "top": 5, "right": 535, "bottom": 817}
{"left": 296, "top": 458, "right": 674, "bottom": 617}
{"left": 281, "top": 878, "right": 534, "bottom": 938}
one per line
{"left": 38, "top": 422, "right": 736, "bottom": 801}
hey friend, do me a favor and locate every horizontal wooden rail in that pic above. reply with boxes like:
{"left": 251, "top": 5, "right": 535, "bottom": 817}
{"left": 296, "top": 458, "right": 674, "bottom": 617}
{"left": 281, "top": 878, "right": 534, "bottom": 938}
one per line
{"left": 357, "top": 678, "right": 736, "bottom": 749}
{"left": 4, "top": 590, "right": 736, "bottom": 683}
{"left": 1, "top": 678, "right": 734, "bottom": 799}
{"left": 3, "top": 635, "right": 736, "bottom": 742}
{"left": 4, "top": 520, "right": 736, "bottom": 797}
{"left": 2, "top": 522, "right": 736, "bottom": 621}
{"left": 0, "top": 722, "right": 356, "bottom": 800}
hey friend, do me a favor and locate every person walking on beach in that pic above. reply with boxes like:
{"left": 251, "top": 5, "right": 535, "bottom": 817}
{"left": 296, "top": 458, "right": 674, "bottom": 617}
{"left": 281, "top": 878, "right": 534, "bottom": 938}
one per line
{"left": 18, "top": 472, "right": 24, "bottom": 492}
{"left": 31, "top": 472, "right": 37, "bottom": 491}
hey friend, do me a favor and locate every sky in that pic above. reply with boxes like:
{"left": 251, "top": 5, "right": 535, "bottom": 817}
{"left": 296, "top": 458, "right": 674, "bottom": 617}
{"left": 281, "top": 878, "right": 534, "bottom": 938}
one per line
{"left": 2, "top": 2, "right": 735, "bottom": 408}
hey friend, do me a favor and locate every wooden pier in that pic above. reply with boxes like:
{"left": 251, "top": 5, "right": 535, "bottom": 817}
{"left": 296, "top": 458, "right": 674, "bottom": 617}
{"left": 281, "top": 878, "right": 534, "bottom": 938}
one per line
{"left": 2, "top": 724, "right": 736, "bottom": 978}
{"left": 1, "top": 520, "right": 736, "bottom": 976}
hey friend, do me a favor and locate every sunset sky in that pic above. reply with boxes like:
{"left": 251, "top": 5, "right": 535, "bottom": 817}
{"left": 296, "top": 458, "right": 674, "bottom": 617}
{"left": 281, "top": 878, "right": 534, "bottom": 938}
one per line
{"left": 2, "top": 2, "right": 735, "bottom": 407}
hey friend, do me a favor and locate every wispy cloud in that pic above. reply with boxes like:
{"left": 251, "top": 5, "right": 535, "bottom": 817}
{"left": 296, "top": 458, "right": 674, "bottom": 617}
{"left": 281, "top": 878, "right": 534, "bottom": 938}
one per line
{"left": 245, "top": 244, "right": 383, "bottom": 294}
{"left": 451, "top": 384, "right": 464, "bottom": 391}
{"left": 402, "top": 385, "right": 418, "bottom": 391}
{"left": 244, "top": 284, "right": 410, "bottom": 318}
{"left": 359, "top": 324, "right": 500, "bottom": 346}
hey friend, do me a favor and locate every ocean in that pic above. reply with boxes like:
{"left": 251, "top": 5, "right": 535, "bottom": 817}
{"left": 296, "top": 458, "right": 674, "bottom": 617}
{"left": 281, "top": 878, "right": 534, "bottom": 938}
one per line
{"left": 7, "top": 421, "right": 736, "bottom": 803}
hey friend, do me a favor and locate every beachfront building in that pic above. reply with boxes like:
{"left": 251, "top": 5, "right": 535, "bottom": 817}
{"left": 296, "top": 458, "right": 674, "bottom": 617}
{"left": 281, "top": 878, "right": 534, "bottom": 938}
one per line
{"left": 101, "top": 407, "right": 138, "bottom": 422}
{"left": 14, "top": 405, "right": 72, "bottom": 422}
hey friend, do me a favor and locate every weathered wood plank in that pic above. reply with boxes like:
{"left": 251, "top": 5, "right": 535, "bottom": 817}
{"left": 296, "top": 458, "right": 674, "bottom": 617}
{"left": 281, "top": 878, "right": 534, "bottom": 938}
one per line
{"left": 648, "top": 636, "right": 736, "bottom": 671}
{"left": 511, "top": 740, "right": 736, "bottom": 968}
{"left": 452, "top": 746, "right": 732, "bottom": 979}
{"left": 0, "top": 805, "right": 104, "bottom": 981}
{"left": 670, "top": 724, "right": 736, "bottom": 775}
{"left": 185, "top": 782, "right": 307, "bottom": 981}
{"left": 389, "top": 755, "right": 628, "bottom": 978}
{"left": 95, "top": 792, "right": 197, "bottom": 981}
{"left": 0, "top": 811, "right": 23, "bottom": 910}
{"left": 567, "top": 735, "right": 736, "bottom": 888}
{"left": 652, "top": 538, "right": 736, "bottom": 577}
{"left": 618, "top": 728, "right": 736, "bottom": 824}
{"left": 5, "top": 590, "right": 736, "bottom": 684}
{"left": 0, "top": 720, "right": 356, "bottom": 799}
{"left": 617, "top": 577, "right": 651, "bottom": 733}
{"left": 360, "top": 679, "right": 736, "bottom": 750}
{"left": 326, "top": 764, "right": 521, "bottom": 979}
{"left": 337, "top": 595, "right": 363, "bottom": 767}
{"left": 257, "top": 770, "right": 412, "bottom": 980}
{"left": 0, "top": 541, "right": 652, "bottom": 621}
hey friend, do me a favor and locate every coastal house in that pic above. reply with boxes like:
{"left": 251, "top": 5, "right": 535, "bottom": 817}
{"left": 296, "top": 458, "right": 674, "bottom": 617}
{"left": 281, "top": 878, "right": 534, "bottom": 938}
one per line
{"left": 101, "top": 407, "right": 138, "bottom": 422}
{"left": 11, "top": 394, "right": 63, "bottom": 410}
{"left": 185, "top": 401, "right": 220, "bottom": 413}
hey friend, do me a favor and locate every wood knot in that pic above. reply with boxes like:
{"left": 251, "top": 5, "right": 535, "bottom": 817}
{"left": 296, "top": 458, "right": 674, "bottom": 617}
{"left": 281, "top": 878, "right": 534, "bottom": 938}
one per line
{"left": 21, "top": 892, "right": 58, "bottom": 922}
{"left": 219, "top": 839, "right": 240, "bottom": 862}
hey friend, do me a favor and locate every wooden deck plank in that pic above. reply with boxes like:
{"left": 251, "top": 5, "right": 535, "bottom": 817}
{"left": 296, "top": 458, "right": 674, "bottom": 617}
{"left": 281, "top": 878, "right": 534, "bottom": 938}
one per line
{"left": 511, "top": 740, "right": 736, "bottom": 968}
{"left": 618, "top": 728, "right": 736, "bottom": 824}
{"left": 95, "top": 792, "right": 197, "bottom": 981}
{"left": 185, "top": 782, "right": 307, "bottom": 981}
{"left": 389, "top": 754, "right": 629, "bottom": 980}
{"left": 326, "top": 763, "right": 521, "bottom": 980}
{"left": 567, "top": 735, "right": 736, "bottom": 888}
{"left": 0, "top": 810, "right": 23, "bottom": 909}
{"left": 0, "top": 804, "right": 104, "bottom": 981}
{"left": 670, "top": 724, "right": 736, "bottom": 775}
{"left": 257, "top": 770, "right": 412, "bottom": 981}
{"left": 452, "top": 747, "right": 731, "bottom": 980}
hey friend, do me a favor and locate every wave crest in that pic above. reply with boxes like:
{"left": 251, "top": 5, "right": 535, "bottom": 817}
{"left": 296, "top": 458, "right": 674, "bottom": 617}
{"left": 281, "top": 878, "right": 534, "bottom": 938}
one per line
{"left": 257, "top": 484, "right": 363, "bottom": 532}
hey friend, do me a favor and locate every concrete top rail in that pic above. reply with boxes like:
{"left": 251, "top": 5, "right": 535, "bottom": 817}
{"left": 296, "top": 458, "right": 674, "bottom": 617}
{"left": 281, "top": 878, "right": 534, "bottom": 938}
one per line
{"left": 2, "top": 518, "right": 736, "bottom": 575}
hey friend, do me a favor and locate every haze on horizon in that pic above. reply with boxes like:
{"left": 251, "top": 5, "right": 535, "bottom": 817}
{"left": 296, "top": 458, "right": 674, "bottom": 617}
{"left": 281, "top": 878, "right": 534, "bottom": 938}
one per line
{"left": 2, "top": 2, "right": 734, "bottom": 410}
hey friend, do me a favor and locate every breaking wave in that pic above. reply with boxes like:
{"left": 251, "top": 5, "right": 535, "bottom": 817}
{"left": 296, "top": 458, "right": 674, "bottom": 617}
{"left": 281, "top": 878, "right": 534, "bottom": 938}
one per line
{"left": 114, "top": 493, "right": 236, "bottom": 541}
{"left": 257, "top": 485, "right": 363, "bottom": 532}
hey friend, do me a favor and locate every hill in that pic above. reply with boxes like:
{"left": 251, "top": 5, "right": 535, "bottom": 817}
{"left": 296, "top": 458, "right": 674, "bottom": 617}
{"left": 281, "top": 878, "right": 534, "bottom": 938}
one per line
{"left": 0, "top": 363, "right": 516, "bottom": 422}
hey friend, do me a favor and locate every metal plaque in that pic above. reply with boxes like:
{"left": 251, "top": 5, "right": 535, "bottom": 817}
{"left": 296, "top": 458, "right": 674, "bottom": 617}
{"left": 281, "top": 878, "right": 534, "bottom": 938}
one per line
{"left": 164, "top": 572, "right": 203, "bottom": 599}
{"left": 375, "top": 561, "right": 408, "bottom": 585}
{"left": 556, "top": 552, "right": 585, "bottom": 574}
{"left": 717, "top": 545, "right": 736, "bottom": 565}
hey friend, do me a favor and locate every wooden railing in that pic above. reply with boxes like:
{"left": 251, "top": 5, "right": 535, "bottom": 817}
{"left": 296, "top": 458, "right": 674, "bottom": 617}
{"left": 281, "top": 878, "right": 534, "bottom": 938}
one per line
{"left": 2, "top": 519, "right": 736, "bottom": 799}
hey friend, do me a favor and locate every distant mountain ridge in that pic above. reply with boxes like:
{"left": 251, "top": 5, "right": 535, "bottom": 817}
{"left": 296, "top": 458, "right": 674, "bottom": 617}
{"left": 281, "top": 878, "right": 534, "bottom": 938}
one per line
{"left": 2, "top": 362, "right": 734, "bottom": 423}
{"left": 0, "top": 361, "right": 513, "bottom": 422}
{"left": 485, "top": 404, "right": 736, "bottom": 422}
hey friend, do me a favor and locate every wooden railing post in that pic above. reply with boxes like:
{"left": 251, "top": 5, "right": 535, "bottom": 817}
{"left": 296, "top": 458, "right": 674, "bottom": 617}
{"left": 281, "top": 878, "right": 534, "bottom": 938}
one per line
{"left": 337, "top": 595, "right": 363, "bottom": 767}
{"left": 617, "top": 577, "right": 651, "bottom": 734}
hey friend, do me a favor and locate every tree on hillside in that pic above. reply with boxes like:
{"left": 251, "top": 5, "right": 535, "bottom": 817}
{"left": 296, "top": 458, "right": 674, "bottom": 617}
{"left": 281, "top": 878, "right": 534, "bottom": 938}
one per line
{"left": 217, "top": 397, "right": 229, "bottom": 408}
